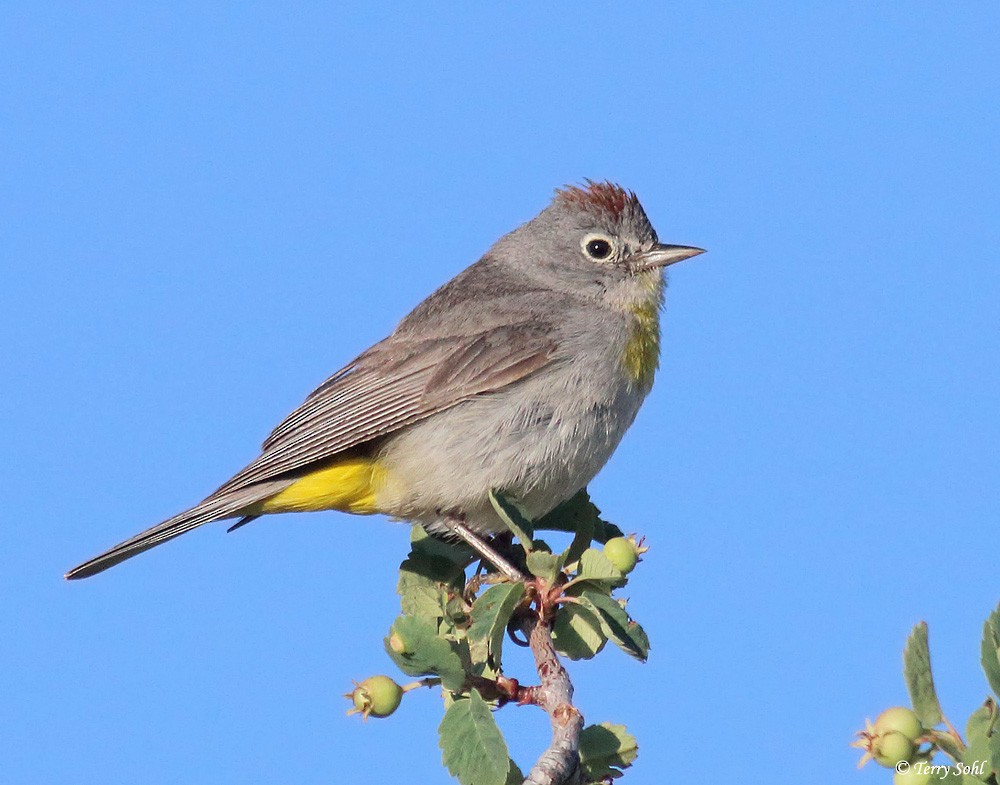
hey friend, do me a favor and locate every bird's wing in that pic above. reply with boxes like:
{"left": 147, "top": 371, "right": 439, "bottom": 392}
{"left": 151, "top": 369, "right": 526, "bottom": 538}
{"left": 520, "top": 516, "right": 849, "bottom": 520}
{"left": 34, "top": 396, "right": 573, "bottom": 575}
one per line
{"left": 212, "top": 323, "right": 557, "bottom": 494}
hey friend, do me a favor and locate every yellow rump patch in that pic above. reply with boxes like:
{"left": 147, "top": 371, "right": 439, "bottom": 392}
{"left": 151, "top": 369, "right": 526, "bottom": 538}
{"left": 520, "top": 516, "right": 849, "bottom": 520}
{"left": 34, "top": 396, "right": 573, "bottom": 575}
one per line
{"left": 256, "top": 457, "right": 387, "bottom": 515}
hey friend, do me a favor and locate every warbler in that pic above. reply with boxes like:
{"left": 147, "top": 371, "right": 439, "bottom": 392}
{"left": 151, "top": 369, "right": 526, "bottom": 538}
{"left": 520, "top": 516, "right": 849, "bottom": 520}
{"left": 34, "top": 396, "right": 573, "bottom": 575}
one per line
{"left": 66, "top": 181, "right": 703, "bottom": 579}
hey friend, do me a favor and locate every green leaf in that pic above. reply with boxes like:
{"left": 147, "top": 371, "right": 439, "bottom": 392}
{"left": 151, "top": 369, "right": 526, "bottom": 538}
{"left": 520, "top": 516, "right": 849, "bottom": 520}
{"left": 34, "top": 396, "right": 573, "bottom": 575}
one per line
{"left": 904, "top": 621, "right": 944, "bottom": 728}
{"left": 400, "top": 548, "right": 467, "bottom": 585}
{"left": 503, "top": 759, "right": 524, "bottom": 785}
{"left": 562, "top": 503, "right": 596, "bottom": 566}
{"left": 535, "top": 489, "right": 624, "bottom": 542}
{"left": 989, "top": 731, "right": 1000, "bottom": 781}
{"left": 439, "top": 690, "right": 511, "bottom": 785}
{"left": 411, "top": 523, "right": 475, "bottom": 565}
{"left": 468, "top": 583, "right": 526, "bottom": 670}
{"left": 938, "top": 769, "right": 988, "bottom": 785}
{"left": 966, "top": 699, "right": 996, "bottom": 746}
{"left": 385, "top": 615, "right": 466, "bottom": 691}
{"left": 488, "top": 489, "right": 534, "bottom": 546}
{"left": 567, "top": 548, "right": 624, "bottom": 593}
{"left": 962, "top": 702, "right": 994, "bottom": 780}
{"left": 526, "top": 550, "right": 565, "bottom": 585}
{"left": 953, "top": 761, "right": 992, "bottom": 785}
{"left": 982, "top": 606, "right": 1000, "bottom": 701}
{"left": 551, "top": 604, "right": 607, "bottom": 660}
{"left": 576, "top": 591, "right": 649, "bottom": 661}
{"left": 397, "top": 552, "right": 464, "bottom": 623}
{"left": 960, "top": 698, "right": 1000, "bottom": 782}
{"left": 444, "top": 594, "right": 471, "bottom": 632}
{"left": 962, "top": 734, "right": 992, "bottom": 781}
{"left": 578, "top": 722, "right": 638, "bottom": 781}
{"left": 624, "top": 616, "right": 650, "bottom": 658}
{"left": 530, "top": 538, "right": 552, "bottom": 552}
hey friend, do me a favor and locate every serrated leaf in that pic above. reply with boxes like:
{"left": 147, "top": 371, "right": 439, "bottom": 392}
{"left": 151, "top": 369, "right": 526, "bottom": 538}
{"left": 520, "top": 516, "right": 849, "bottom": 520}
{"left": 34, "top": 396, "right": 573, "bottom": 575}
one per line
{"left": 576, "top": 591, "right": 649, "bottom": 661}
{"left": 385, "top": 615, "right": 466, "bottom": 691}
{"left": 526, "top": 550, "right": 565, "bottom": 585}
{"left": 488, "top": 489, "right": 534, "bottom": 546}
{"left": 439, "top": 690, "right": 510, "bottom": 785}
{"left": 578, "top": 722, "right": 638, "bottom": 781}
{"left": 982, "top": 606, "right": 1000, "bottom": 701}
{"left": 397, "top": 553, "right": 464, "bottom": 623}
{"left": 468, "top": 583, "right": 526, "bottom": 670}
{"left": 904, "top": 621, "right": 944, "bottom": 728}
{"left": 551, "top": 604, "right": 607, "bottom": 660}
{"left": 397, "top": 574, "right": 447, "bottom": 624}
{"left": 535, "top": 489, "right": 624, "bottom": 542}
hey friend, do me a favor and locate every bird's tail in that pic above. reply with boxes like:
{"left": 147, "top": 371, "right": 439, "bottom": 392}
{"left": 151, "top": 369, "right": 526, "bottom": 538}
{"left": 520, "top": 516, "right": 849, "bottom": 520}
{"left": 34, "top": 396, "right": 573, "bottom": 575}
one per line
{"left": 64, "top": 481, "right": 290, "bottom": 580}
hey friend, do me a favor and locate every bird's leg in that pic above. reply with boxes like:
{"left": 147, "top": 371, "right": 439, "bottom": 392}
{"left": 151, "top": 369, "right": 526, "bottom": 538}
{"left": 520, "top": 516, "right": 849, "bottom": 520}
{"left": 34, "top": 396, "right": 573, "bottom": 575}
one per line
{"left": 440, "top": 515, "right": 527, "bottom": 582}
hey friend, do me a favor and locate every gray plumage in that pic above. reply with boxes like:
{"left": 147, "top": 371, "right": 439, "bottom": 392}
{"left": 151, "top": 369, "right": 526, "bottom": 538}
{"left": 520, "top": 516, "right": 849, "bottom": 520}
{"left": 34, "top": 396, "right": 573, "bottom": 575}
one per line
{"left": 66, "top": 182, "right": 703, "bottom": 580}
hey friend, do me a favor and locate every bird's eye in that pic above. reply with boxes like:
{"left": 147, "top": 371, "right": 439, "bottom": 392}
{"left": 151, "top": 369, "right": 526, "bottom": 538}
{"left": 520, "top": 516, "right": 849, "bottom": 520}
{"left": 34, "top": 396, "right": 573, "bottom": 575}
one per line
{"left": 582, "top": 234, "right": 615, "bottom": 261}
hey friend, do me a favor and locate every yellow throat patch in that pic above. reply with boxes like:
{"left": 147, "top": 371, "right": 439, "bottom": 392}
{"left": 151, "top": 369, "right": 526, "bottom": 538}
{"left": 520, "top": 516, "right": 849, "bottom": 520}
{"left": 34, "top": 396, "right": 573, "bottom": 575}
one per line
{"left": 623, "top": 281, "right": 663, "bottom": 389}
{"left": 255, "top": 456, "right": 387, "bottom": 515}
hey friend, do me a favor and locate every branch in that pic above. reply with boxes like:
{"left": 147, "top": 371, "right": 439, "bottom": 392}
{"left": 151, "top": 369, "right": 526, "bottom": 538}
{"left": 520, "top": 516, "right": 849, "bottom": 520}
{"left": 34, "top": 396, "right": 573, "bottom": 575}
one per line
{"left": 442, "top": 516, "right": 527, "bottom": 582}
{"left": 519, "top": 613, "right": 584, "bottom": 785}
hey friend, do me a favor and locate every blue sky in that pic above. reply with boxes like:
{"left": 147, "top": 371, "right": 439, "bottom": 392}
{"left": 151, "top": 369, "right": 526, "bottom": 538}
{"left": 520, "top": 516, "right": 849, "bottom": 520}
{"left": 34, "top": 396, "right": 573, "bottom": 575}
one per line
{"left": 3, "top": 4, "right": 999, "bottom": 783}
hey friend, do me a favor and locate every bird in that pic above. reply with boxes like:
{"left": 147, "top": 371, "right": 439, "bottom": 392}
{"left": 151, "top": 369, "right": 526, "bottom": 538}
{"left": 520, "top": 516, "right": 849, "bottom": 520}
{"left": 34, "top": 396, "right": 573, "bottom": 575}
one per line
{"left": 65, "top": 181, "right": 703, "bottom": 580}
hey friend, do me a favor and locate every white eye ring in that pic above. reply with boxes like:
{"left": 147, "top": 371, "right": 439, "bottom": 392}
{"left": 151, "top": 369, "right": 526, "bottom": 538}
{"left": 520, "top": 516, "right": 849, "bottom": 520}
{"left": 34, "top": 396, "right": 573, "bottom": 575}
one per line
{"left": 581, "top": 233, "right": 616, "bottom": 261}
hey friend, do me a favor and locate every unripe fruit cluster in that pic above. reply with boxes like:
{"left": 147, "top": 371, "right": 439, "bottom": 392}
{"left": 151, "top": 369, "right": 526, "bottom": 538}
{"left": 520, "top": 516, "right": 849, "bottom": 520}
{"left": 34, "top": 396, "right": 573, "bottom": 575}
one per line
{"left": 854, "top": 706, "right": 925, "bottom": 771}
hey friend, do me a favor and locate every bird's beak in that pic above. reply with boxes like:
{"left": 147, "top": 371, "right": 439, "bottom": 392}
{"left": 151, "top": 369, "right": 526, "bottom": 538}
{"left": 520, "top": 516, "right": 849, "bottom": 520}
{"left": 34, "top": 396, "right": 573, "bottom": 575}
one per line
{"left": 634, "top": 243, "right": 706, "bottom": 272}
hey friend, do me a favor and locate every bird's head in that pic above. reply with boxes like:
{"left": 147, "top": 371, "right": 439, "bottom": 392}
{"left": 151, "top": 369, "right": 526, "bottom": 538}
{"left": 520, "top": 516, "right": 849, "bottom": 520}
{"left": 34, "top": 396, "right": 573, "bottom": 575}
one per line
{"left": 495, "top": 180, "right": 704, "bottom": 304}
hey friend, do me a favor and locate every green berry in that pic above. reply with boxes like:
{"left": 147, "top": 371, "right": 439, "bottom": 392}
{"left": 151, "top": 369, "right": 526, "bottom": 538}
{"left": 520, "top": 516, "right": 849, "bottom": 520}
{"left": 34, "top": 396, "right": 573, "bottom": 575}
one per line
{"left": 872, "top": 731, "right": 915, "bottom": 768}
{"left": 603, "top": 537, "right": 639, "bottom": 574}
{"left": 874, "top": 707, "right": 923, "bottom": 742}
{"left": 348, "top": 675, "right": 403, "bottom": 719}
